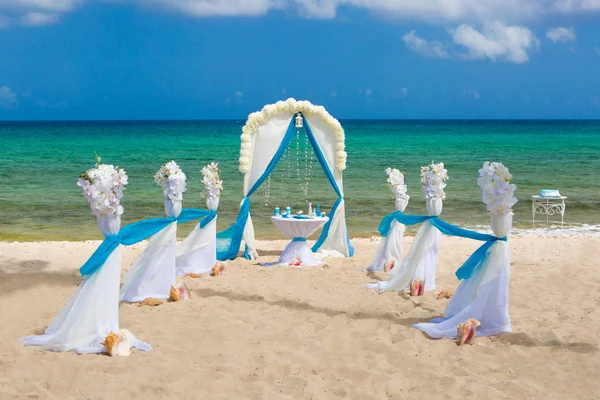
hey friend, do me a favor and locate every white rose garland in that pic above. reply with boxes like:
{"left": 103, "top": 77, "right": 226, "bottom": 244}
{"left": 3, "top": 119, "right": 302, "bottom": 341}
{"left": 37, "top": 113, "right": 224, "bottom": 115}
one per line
{"left": 238, "top": 98, "right": 346, "bottom": 174}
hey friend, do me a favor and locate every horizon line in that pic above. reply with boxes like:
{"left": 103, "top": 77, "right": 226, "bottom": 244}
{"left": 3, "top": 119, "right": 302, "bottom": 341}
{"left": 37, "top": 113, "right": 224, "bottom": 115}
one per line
{"left": 2, "top": 117, "right": 600, "bottom": 123}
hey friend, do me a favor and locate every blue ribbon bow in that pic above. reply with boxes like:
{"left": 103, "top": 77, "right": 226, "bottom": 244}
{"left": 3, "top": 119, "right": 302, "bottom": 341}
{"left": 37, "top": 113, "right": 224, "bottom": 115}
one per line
{"left": 79, "top": 208, "right": 217, "bottom": 276}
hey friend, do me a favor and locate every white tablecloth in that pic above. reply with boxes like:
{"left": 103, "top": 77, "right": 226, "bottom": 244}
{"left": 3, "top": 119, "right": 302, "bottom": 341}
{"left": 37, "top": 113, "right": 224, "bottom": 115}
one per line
{"left": 267, "top": 216, "right": 329, "bottom": 267}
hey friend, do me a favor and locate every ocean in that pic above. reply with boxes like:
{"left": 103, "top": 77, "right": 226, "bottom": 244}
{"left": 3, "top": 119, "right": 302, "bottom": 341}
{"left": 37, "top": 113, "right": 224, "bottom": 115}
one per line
{"left": 1, "top": 120, "right": 599, "bottom": 241}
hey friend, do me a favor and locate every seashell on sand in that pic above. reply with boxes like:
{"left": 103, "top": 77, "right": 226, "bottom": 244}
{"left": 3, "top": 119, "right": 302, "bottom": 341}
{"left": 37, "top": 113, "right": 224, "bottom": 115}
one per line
{"left": 185, "top": 273, "right": 201, "bottom": 278}
{"left": 410, "top": 279, "right": 424, "bottom": 296}
{"left": 290, "top": 259, "right": 302, "bottom": 267}
{"left": 456, "top": 319, "right": 481, "bottom": 346}
{"left": 170, "top": 281, "right": 191, "bottom": 302}
{"left": 211, "top": 262, "right": 226, "bottom": 276}
{"left": 436, "top": 290, "right": 453, "bottom": 299}
{"left": 383, "top": 260, "right": 395, "bottom": 272}
{"left": 101, "top": 329, "right": 134, "bottom": 357}
{"left": 138, "top": 297, "right": 164, "bottom": 307}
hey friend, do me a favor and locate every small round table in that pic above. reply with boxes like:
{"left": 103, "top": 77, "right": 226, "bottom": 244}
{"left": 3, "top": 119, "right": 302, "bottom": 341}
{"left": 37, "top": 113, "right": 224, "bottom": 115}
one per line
{"left": 267, "top": 216, "right": 329, "bottom": 267}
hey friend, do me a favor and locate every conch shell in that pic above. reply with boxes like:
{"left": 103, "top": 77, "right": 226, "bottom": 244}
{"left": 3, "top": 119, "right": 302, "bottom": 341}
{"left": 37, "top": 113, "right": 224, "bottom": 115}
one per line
{"left": 290, "top": 259, "right": 302, "bottom": 267}
{"left": 169, "top": 281, "right": 191, "bottom": 302}
{"left": 384, "top": 261, "right": 395, "bottom": 272}
{"left": 185, "top": 273, "right": 201, "bottom": 279}
{"left": 456, "top": 319, "right": 481, "bottom": 346}
{"left": 436, "top": 290, "right": 453, "bottom": 299}
{"left": 410, "top": 279, "right": 424, "bottom": 296}
{"left": 101, "top": 329, "right": 133, "bottom": 357}
{"left": 138, "top": 297, "right": 164, "bottom": 307}
{"left": 211, "top": 262, "right": 226, "bottom": 276}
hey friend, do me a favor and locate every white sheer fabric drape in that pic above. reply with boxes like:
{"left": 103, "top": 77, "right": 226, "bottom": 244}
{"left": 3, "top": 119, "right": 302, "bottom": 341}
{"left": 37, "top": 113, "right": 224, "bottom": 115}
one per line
{"left": 367, "top": 198, "right": 443, "bottom": 292}
{"left": 367, "top": 198, "right": 408, "bottom": 271}
{"left": 120, "top": 200, "right": 179, "bottom": 302}
{"left": 241, "top": 112, "right": 350, "bottom": 259}
{"left": 242, "top": 112, "right": 293, "bottom": 260}
{"left": 413, "top": 214, "right": 512, "bottom": 338}
{"left": 175, "top": 198, "right": 218, "bottom": 276}
{"left": 20, "top": 214, "right": 151, "bottom": 354}
{"left": 304, "top": 115, "right": 349, "bottom": 258}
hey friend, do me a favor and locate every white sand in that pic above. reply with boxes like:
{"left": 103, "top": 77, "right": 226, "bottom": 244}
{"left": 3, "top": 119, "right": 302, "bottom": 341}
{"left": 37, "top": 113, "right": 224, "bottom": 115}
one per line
{"left": 1, "top": 236, "right": 598, "bottom": 399}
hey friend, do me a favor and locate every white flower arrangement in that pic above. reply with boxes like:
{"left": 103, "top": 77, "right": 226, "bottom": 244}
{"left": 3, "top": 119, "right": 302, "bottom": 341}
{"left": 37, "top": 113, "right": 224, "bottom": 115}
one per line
{"left": 239, "top": 98, "right": 346, "bottom": 174}
{"left": 201, "top": 162, "right": 223, "bottom": 199}
{"left": 421, "top": 161, "right": 449, "bottom": 201}
{"left": 154, "top": 160, "right": 187, "bottom": 202}
{"left": 385, "top": 167, "right": 408, "bottom": 200}
{"left": 77, "top": 153, "right": 128, "bottom": 217}
{"left": 477, "top": 161, "right": 518, "bottom": 216}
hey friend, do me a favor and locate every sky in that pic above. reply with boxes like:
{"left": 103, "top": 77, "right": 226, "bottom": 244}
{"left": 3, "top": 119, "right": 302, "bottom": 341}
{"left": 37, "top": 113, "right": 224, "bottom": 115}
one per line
{"left": 1, "top": 0, "right": 600, "bottom": 120}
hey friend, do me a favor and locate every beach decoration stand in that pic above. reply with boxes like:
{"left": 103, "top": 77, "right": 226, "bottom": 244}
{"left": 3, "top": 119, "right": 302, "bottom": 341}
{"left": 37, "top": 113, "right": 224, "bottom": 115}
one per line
{"left": 120, "top": 161, "right": 218, "bottom": 302}
{"left": 176, "top": 163, "right": 222, "bottom": 276}
{"left": 531, "top": 192, "right": 566, "bottom": 264}
{"left": 368, "top": 162, "right": 448, "bottom": 292}
{"left": 367, "top": 168, "right": 409, "bottom": 272}
{"left": 215, "top": 99, "right": 353, "bottom": 261}
{"left": 414, "top": 162, "right": 517, "bottom": 339}
{"left": 20, "top": 158, "right": 151, "bottom": 354}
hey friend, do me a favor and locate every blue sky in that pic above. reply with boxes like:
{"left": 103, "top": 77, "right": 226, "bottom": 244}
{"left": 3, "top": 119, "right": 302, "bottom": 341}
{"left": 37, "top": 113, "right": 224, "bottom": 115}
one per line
{"left": 1, "top": 1, "right": 600, "bottom": 120}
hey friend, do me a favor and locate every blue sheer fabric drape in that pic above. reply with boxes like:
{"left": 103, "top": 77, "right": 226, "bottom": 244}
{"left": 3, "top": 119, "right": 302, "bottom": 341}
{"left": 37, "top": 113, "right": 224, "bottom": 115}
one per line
{"left": 216, "top": 117, "right": 297, "bottom": 260}
{"left": 302, "top": 114, "right": 354, "bottom": 256}
{"left": 375, "top": 212, "right": 507, "bottom": 280}
{"left": 80, "top": 208, "right": 217, "bottom": 276}
{"left": 216, "top": 113, "right": 355, "bottom": 260}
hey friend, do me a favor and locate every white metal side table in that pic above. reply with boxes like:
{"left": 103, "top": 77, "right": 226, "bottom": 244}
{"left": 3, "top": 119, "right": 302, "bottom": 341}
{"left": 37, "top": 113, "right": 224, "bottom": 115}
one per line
{"left": 532, "top": 195, "right": 566, "bottom": 263}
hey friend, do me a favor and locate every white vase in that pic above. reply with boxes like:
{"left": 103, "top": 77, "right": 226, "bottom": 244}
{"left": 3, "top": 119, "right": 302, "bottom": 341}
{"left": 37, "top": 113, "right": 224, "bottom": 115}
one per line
{"left": 395, "top": 197, "right": 409, "bottom": 212}
{"left": 206, "top": 196, "right": 219, "bottom": 211}
{"left": 426, "top": 198, "right": 443, "bottom": 216}
{"left": 97, "top": 214, "right": 121, "bottom": 237}
{"left": 164, "top": 200, "right": 182, "bottom": 218}
{"left": 490, "top": 213, "right": 513, "bottom": 238}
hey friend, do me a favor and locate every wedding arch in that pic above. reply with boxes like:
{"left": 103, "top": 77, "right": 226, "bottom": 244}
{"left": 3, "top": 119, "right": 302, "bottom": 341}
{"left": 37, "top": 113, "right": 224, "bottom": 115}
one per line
{"left": 216, "top": 98, "right": 354, "bottom": 260}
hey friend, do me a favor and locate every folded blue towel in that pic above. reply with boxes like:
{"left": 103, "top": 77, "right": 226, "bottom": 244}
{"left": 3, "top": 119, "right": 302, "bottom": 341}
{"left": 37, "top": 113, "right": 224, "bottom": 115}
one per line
{"left": 292, "top": 215, "right": 312, "bottom": 219}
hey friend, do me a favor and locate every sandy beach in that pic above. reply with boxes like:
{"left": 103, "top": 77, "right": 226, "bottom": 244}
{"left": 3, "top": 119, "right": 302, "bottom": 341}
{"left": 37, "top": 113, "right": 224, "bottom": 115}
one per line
{"left": 1, "top": 236, "right": 598, "bottom": 399}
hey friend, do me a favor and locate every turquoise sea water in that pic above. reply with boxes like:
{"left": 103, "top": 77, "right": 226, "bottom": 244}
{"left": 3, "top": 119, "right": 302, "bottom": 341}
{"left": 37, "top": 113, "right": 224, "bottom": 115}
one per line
{"left": 0, "top": 120, "right": 599, "bottom": 241}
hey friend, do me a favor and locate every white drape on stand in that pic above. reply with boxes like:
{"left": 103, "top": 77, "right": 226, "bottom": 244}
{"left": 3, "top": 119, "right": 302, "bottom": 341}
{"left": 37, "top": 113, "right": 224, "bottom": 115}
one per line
{"left": 366, "top": 198, "right": 443, "bottom": 292}
{"left": 120, "top": 200, "right": 180, "bottom": 302}
{"left": 175, "top": 198, "right": 218, "bottom": 276}
{"left": 241, "top": 112, "right": 350, "bottom": 259}
{"left": 242, "top": 112, "right": 293, "bottom": 260}
{"left": 367, "top": 198, "right": 408, "bottom": 271}
{"left": 20, "top": 215, "right": 151, "bottom": 354}
{"left": 413, "top": 214, "right": 512, "bottom": 338}
{"left": 304, "top": 115, "right": 349, "bottom": 258}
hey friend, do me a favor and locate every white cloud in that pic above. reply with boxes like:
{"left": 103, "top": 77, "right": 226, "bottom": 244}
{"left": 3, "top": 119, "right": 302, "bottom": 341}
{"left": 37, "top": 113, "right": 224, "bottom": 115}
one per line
{"left": 0, "top": 86, "right": 17, "bottom": 109}
{"left": 402, "top": 30, "right": 449, "bottom": 59}
{"left": 364, "top": 88, "right": 372, "bottom": 96}
{"left": 595, "top": 47, "right": 600, "bottom": 56}
{"left": 451, "top": 22, "right": 538, "bottom": 64}
{"left": 400, "top": 87, "right": 408, "bottom": 96}
{"left": 21, "top": 12, "right": 59, "bottom": 26}
{"left": 0, "top": 0, "right": 599, "bottom": 29}
{"left": 546, "top": 26, "right": 576, "bottom": 43}
{"left": 234, "top": 90, "right": 243, "bottom": 98}
{"left": 404, "top": 22, "right": 537, "bottom": 64}
{"left": 330, "top": 91, "right": 338, "bottom": 97}
{"left": 462, "top": 88, "right": 480, "bottom": 99}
